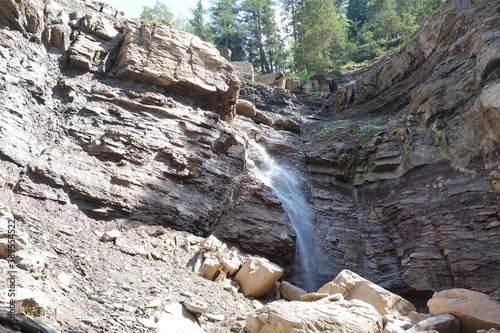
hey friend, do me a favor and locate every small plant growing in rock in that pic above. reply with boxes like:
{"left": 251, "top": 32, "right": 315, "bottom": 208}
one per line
{"left": 347, "top": 123, "right": 360, "bottom": 131}
{"left": 22, "top": 306, "right": 45, "bottom": 324}
{"left": 358, "top": 127, "right": 378, "bottom": 141}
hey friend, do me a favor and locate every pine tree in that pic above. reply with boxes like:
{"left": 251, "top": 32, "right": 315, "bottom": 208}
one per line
{"left": 189, "top": 0, "right": 213, "bottom": 42}
{"left": 210, "top": 0, "right": 245, "bottom": 60}
{"left": 347, "top": 0, "right": 368, "bottom": 40}
{"left": 241, "top": 0, "right": 285, "bottom": 73}
{"left": 281, "top": 0, "right": 305, "bottom": 42}
{"left": 294, "top": 0, "right": 346, "bottom": 73}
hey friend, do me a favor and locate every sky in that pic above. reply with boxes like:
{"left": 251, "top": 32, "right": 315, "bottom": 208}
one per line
{"left": 103, "top": 0, "right": 211, "bottom": 19}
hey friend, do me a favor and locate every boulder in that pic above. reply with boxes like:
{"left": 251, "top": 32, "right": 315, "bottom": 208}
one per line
{"left": 280, "top": 281, "right": 307, "bottom": 301}
{"left": 300, "top": 292, "right": 330, "bottom": 302}
{"left": 409, "top": 311, "right": 432, "bottom": 324}
{"left": 158, "top": 303, "right": 202, "bottom": 333}
{"left": 201, "top": 235, "right": 225, "bottom": 252}
{"left": 275, "top": 118, "right": 300, "bottom": 133}
{"left": 236, "top": 99, "right": 257, "bottom": 118}
{"left": 255, "top": 73, "right": 286, "bottom": 89}
{"left": 199, "top": 255, "right": 220, "bottom": 281}
{"left": 427, "top": 289, "right": 500, "bottom": 333}
{"left": 285, "top": 79, "right": 301, "bottom": 93}
{"left": 183, "top": 299, "right": 208, "bottom": 315}
{"left": 217, "top": 48, "right": 232, "bottom": 61}
{"left": 254, "top": 110, "right": 274, "bottom": 127}
{"left": 406, "top": 315, "right": 460, "bottom": 333}
{"left": 195, "top": 235, "right": 242, "bottom": 280}
{"left": 115, "top": 20, "right": 240, "bottom": 122}
{"left": 318, "top": 269, "right": 416, "bottom": 317}
{"left": 232, "top": 61, "right": 254, "bottom": 81}
{"left": 246, "top": 295, "right": 383, "bottom": 333}
{"left": 101, "top": 230, "right": 122, "bottom": 242}
{"left": 219, "top": 248, "right": 242, "bottom": 276}
{"left": 302, "top": 76, "right": 333, "bottom": 96}
{"left": 384, "top": 321, "right": 406, "bottom": 333}
{"left": 234, "top": 257, "right": 284, "bottom": 297}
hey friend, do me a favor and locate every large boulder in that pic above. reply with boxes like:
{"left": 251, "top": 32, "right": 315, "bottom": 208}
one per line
{"left": 285, "top": 78, "right": 301, "bottom": 93}
{"left": 157, "top": 303, "right": 202, "bottom": 333}
{"left": 406, "top": 314, "right": 460, "bottom": 333}
{"left": 234, "top": 257, "right": 284, "bottom": 297}
{"left": 236, "top": 99, "right": 257, "bottom": 118}
{"left": 255, "top": 73, "right": 286, "bottom": 89}
{"left": 115, "top": 20, "right": 240, "bottom": 122}
{"left": 232, "top": 61, "right": 254, "bottom": 81}
{"left": 280, "top": 281, "right": 307, "bottom": 301}
{"left": 318, "top": 270, "right": 416, "bottom": 316}
{"left": 0, "top": 0, "right": 45, "bottom": 34}
{"left": 246, "top": 295, "right": 383, "bottom": 333}
{"left": 427, "top": 289, "right": 500, "bottom": 333}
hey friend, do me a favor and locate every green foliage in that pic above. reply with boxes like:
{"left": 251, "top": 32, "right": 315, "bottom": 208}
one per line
{"left": 188, "top": 0, "right": 214, "bottom": 42}
{"left": 293, "top": 0, "right": 347, "bottom": 74}
{"left": 345, "top": 42, "right": 383, "bottom": 63}
{"left": 358, "top": 127, "right": 379, "bottom": 141}
{"left": 140, "top": 1, "right": 175, "bottom": 24}
{"left": 347, "top": 123, "right": 361, "bottom": 131}
{"left": 146, "top": 0, "right": 445, "bottom": 77}
{"left": 241, "top": 0, "right": 286, "bottom": 73}
{"left": 210, "top": 0, "right": 245, "bottom": 60}
{"left": 317, "top": 119, "right": 386, "bottom": 142}
{"left": 347, "top": 0, "right": 368, "bottom": 39}
{"left": 22, "top": 307, "right": 45, "bottom": 324}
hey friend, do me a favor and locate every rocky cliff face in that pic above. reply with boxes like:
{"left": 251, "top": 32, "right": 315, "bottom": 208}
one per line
{"left": 0, "top": 0, "right": 294, "bottom": 270}
{"left": 304, "top": 0, "right": 500, "bottom": 295}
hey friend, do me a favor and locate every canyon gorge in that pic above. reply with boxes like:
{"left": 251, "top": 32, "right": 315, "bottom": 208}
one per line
{"left": 0, "top": 0, "right": 499, "bottom": 331}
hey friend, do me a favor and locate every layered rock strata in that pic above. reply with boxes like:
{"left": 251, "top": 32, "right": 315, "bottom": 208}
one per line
{"left": 0, "top": 0, "right": 292, "bottom": 268}
{"left": 302, "top": 0, "right": 500, "bottom": 295}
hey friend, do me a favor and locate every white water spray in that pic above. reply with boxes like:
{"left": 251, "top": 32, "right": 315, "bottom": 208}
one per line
{"left": 248, "top": 141, "right": 317, "bottom": 291}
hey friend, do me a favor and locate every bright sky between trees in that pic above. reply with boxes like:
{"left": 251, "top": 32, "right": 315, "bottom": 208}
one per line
{"left": 103, "top": 0, "right": 211, "bottom": 19}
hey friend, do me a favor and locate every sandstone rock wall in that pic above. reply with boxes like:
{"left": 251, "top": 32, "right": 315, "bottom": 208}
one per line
{"left": 0, "top": 0, "right": 293, "bottom": 269}
{"left": 302, "top": 0, "right": 500, "bottom": 294}
{"left": 0, "top": 0, "right": 239, "bottom": 122}
{"left": 333, "top": 0, "right": 500, "bottom": 169}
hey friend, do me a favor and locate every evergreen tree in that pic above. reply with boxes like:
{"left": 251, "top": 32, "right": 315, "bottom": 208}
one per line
{"left": 366, "top": 0, "right": 404, "bottom": 40}
{"left": 189, "top": 0, "right": 213, "bottom": 42}
{"left": 241, "top": 0, "right": 285, "bottom": 73}
{"left": 210, "top": 0, "right": 245, "bottom": 60}
{"left": 347, "top": 0, "right": 368, "bottom": 40}
{"left": 294, "top": 0, "right": 347, "bottom": 73}
{"left": 281, "top": 0, "right": 305, "bottom": 42}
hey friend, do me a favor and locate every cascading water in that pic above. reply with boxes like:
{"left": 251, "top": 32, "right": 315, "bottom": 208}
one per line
{"left": 248, "top": 140, "right": 318, "bottom": 292}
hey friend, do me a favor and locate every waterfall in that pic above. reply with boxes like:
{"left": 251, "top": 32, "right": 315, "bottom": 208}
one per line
{"left": 248, "top": 141, "right": 317, "bottom": 292}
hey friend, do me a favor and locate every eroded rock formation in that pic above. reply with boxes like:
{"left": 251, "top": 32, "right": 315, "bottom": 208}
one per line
{"left": 302, "top": 0, "right": 500, "bottom": 295}
{"left": 0, "top": 0, "right": 293, "bottom": 269}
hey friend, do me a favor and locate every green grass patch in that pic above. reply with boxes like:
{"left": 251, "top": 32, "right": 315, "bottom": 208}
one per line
{"left": 347, "top": 123, "right": 360, "bottom": 131}
{"left": 22, "top": 307, "right": 45, "bottom": 324}
{"left": 358, "top": 127, "right": 379, "bottom": 141}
